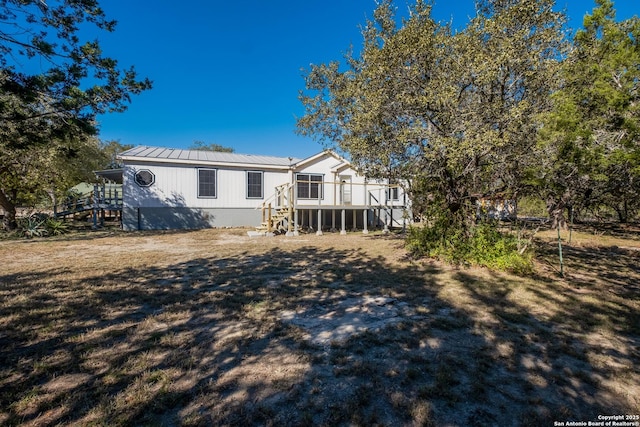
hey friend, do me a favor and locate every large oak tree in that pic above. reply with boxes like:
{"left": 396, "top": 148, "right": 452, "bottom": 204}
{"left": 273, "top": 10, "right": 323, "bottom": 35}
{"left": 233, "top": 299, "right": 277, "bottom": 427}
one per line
{"left": 298, "top": 0, "right": 566, "bottom": 232}
{"left": 0, "top": 0, "right": 151, "bottom": 229}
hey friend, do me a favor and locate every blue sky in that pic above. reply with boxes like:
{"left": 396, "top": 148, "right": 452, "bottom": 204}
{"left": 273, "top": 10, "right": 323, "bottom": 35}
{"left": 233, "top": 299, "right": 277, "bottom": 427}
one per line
{"left": 96, "top": 0, "right": 638, "bottom": 159}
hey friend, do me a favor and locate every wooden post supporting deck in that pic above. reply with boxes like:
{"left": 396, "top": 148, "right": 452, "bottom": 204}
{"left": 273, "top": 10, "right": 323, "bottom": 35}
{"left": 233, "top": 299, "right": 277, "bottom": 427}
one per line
{"left": 286, "top": 185, "right": 295, "bottom": 236}
{"left": 363, "top": 180, "right": 369, "bottom": 234}
{"left": 294, "top": 209, "right": 299, "bottom": 235}
{"left": 92, "top": 184, "right": 98, "bottom": 229}
{"left": 383, "top": 216, "right": 389, "bottom": 233}
{"left": 363, "top": 209, "right": 369, "bottom": 234}
{"left": 340, "top": 209, "right": 346, "bottom": 235}
{"left": 100, "top": 184, "right": 105, "bottom": 227}
{"left": 316, "top": 209, "right": 323, "bottom": 235}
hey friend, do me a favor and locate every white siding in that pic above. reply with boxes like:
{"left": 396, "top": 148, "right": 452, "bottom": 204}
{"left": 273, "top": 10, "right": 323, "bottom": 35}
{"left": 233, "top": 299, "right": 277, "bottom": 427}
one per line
{"left": 123, "top": 162, "right": 289, "bottom": 209}
{"left": 122, "top": 151, "right": 408, "bottom": 212}
{"left": 294, "top": 155, "right": 374, "bottom": 207}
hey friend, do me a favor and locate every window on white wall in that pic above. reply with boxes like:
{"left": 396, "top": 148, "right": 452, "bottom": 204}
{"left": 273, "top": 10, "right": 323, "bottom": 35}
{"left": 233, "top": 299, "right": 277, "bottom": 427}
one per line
{"left": 198, "top": 169, "right": 216, "bottom": 198}
{"left": 247, "top": 171, "right": 263, "bottom": 198}
{"left": 134, "top": 169, "right": 155, "bottom": 187}
{"left": 386, "top": 178, "right": 400, "bottom": 201}
{"left": 296, "top": 173, "right": 323, "bottom": 199}
{"left": 387, "top": 185, "right": 399, "bottom": 201}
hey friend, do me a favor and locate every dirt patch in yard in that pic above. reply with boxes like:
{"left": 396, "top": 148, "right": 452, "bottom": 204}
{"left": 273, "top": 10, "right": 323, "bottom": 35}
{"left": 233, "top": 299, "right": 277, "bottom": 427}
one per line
{"left": 0, "top": 227, "right": 638, "bottom": 426}
{"left": 281, "top": 296, "right": 412, "bottom": 345}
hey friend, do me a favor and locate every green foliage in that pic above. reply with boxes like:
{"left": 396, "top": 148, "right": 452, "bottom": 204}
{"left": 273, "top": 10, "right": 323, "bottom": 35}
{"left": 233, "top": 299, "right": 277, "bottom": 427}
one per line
{"left": 15, "top": 214, "right": 68, "bottom": 238}
{"left": 407, "top": 219, "right": 533, "bottom": 275}
{"left": 0, "top": 0, "right": 151, "bottom": 230}
{"left": 189, "top": 141, "right": 234, "bottom": 153}
{"left": 0, "top": 135, "right": 107, "bottom": 230}
{"left": 406, "top": 212, "right": 467, "bottom": 264}
{"left": 0, "top": 1, "right": 152, "bottom": 122}
{"left": 99, "top": 140, "right": 134, "bottom": 169}
{"left": 45, "top": 218, "right": 68, "bottom": 236}
{"left": 468, "top": 223, "right": 534, "bottom": 275}
{"left": 517, "top": 197, "right": 547, "bottom": 218}
{"left": 17, "top": 215, "right": 47, "bottom": 239}
{"left": 535, "top": 0, "right": 640, "bottom": 225}
{"left": 298, "top": 0, "right": 566, "bottom": 225}
{"left": 298, "top": 0, "right": 638, "bottom": 237}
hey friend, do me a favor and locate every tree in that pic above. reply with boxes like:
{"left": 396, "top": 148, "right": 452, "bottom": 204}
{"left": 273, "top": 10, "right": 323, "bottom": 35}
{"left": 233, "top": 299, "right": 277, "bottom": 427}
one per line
{"left": 99, "top": 140, "right": 134, "bottom": 169}
{"left": 0, "top": 0, "right": 151, "bottom": 122}
{"left": 188, "top": 141, "right": 235, "bottom": 152}
{"left": 536, "top": 0, "right": 640, "bottom": 225}
{"left": 0, "top": 135, "right": 105, "bottom": 219}
{"left": 298, "top": 0, "right": 566, "bottom": 232}
{"left": 0, "top": 0, "right": 151, "bottom": 229}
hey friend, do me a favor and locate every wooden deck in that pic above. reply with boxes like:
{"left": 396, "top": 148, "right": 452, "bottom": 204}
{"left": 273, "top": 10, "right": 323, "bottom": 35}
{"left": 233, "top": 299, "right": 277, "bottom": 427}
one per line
{"left": 256, "top": 181, "right": 409, "bottom": 235}
{"left": 55, "top": 183, "right": 123, "bottom": 228}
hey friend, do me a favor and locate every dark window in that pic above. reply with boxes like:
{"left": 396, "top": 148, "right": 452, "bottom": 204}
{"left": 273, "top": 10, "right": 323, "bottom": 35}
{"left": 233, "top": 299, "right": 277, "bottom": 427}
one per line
{"left": 198, "top": 169, "right": 216, "bottom": 198}
{"left": 296, "top": 173, "right": 323, "bottom": 199}
{"left": 134, "top": 169, "right": 155, "bottom": 187}
{"left": 247, "top": 171, "right": 263, "bottom": 198}
{"left": 387, "top": 186, "right": 399, "bottom": 201}
{"left": 387, "top": 178, "right": 400, "bottom": 201}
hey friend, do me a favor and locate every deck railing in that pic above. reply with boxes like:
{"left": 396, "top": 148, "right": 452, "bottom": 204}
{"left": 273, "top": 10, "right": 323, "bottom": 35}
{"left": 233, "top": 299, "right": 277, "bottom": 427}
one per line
{"left": 257, "top": 179, "right": 408, "bottom": 234}
{"left": 258, "top": 183, "right": 294, "bottom": 234}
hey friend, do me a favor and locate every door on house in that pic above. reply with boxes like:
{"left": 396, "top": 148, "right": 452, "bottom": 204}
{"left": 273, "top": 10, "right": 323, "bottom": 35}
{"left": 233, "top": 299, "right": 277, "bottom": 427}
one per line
{"left": 340, "top": 175, "right": 352, "bottom": 205}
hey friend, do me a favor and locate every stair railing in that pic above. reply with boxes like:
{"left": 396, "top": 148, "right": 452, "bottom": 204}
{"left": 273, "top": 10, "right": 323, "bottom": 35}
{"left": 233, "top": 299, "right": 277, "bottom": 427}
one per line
{"left": 258, "top": 182, "right": 295, "bottom": 233}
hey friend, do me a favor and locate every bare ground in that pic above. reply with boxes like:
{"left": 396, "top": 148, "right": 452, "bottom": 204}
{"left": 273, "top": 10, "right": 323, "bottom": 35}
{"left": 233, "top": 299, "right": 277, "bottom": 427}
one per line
{"left": 0, "top": 226, "right": 638, "bottom": 426}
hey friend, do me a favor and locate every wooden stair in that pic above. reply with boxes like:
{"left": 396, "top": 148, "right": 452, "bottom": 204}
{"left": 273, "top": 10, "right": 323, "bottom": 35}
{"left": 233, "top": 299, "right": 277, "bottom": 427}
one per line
{"left": 252, "top": 182, "right": 295, "bottom": 236}
{"left": 255, "top": 208, "right": 289, "bottom": 234}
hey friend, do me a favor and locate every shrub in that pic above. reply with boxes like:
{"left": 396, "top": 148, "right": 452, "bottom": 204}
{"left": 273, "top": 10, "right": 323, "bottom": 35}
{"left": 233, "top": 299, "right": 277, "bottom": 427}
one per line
{"left": 15, "top": 214, "right": 69, "bottom": 238}
{"left": 517, "top": 196, "right": 547, "bottom": 218}
{"left": 45, "top": 218, "right": 68, "bottom": 236}
{"left": 17, "top": 215, "right": 47, "bottom": 238}
{"left": 468, "top": 223, "right": 534, "bottom": 274}
{"left": 406, "top": 210, "right": 471, "bottom": 265}
{"left": 407, "top": 219, "right": 533, "bottom": 274}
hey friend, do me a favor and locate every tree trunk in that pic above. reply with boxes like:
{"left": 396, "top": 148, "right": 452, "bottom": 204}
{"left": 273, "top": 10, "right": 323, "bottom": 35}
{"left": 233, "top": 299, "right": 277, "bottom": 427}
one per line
{"left": 546, "top": 196, "right": 568, "bottom": 230}
{"left": 0, "top": 188, "right": 17, "bottom": 230}
{"left": 46, "top": 189, "right": 58, "bottom": 217}
{"left": 616, "top": 200, "right": 628, "bottom": 223}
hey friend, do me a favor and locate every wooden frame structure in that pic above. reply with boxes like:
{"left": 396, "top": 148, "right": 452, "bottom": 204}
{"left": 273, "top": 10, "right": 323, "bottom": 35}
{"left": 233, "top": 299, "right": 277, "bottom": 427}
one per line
{"left": 54, "top": 182, "right": 123, "bottom": 228}
{"left": 257, "top": 178, "right": 409, "bottom": 236}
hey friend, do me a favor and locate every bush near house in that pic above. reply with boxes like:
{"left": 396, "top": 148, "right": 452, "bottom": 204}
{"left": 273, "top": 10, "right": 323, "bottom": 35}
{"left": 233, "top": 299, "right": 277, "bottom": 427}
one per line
{"left": 407, "top": 220, "right": 534, "bottom": 274}
{"left": 13, "top": 214, "right": 69, "bottom": 238}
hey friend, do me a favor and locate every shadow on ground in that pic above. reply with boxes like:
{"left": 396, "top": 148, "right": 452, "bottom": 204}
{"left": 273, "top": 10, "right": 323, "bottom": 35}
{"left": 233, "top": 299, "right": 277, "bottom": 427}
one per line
{"left": 0, "top": 236, "right": 638, "bottom": 426}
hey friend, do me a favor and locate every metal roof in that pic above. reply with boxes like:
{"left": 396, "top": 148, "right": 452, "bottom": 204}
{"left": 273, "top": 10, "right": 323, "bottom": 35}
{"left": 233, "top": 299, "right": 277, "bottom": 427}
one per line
{"left": 118, "top": 146, "right": 301, "bottom": 167}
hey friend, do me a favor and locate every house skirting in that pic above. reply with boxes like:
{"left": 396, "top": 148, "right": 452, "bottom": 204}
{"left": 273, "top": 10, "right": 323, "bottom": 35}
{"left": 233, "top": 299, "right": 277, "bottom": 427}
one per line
{"left": 122, "top": 207, "right": 262, "bottom": 230}
{"left": 122, "top": 206, "right": 409, "bottom": 231}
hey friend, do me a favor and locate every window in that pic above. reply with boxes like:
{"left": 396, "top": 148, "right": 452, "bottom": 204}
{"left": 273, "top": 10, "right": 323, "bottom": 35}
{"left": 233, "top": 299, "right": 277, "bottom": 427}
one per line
{"left": 198, "top": 169, "right": 216, "bottom": 198}
{"left": 387, "top": 181, "right": 399, "bottom": 201}
{"left": 134, "top": 169, "right": 155, "bottom": 187}
{"left": 247, "top": 171, "right": 263, "bottom": 199}
{"left": 296, "top": 173, "right": 323, "bottom": 199}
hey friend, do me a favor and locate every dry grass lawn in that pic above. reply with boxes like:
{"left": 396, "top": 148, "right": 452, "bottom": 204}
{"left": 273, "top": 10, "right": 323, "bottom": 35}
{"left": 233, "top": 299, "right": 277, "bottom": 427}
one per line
{"left": 0, "top": 225, "right": 638, "bottom": 426}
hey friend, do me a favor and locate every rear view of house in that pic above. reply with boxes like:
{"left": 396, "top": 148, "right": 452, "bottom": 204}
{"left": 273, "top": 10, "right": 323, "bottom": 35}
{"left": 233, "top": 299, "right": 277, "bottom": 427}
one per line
{"left": 117, "top": 146, "right": 409, "bottom": 233}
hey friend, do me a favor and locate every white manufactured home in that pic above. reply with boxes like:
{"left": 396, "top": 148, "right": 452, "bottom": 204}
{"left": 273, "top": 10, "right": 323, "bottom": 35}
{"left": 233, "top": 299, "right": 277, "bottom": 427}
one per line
{"left": 117, "top": 146, "right": 409, "bottom": 233}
